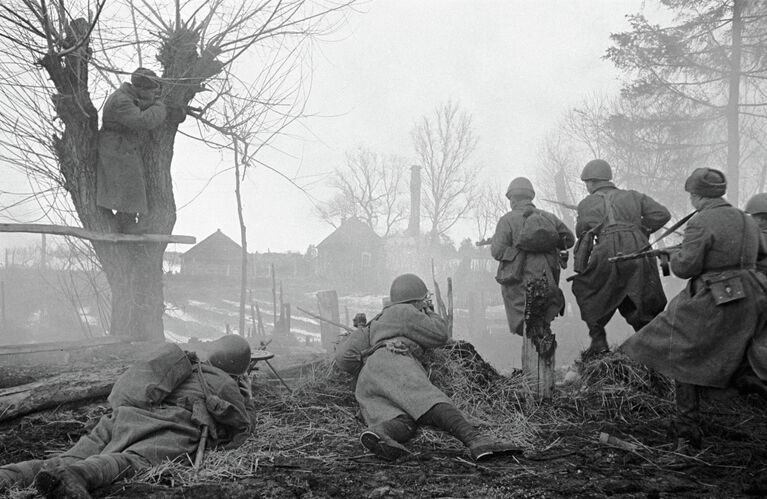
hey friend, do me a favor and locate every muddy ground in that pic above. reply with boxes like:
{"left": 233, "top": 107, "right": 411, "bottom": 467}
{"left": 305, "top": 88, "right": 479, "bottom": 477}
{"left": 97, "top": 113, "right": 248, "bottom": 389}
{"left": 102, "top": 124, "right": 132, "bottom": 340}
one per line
{"left": 2, "top": 352, "right": 767, "bottom": 499}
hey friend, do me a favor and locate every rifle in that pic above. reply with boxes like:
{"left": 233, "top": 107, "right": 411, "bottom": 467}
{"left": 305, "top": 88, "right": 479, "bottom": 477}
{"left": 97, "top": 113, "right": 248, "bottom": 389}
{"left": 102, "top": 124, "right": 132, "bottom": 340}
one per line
{"left": 608, "top": 245, "right": 681, "bottom": 276}
{"left": 542, "top": 198, "right": 577, "bottom": 211}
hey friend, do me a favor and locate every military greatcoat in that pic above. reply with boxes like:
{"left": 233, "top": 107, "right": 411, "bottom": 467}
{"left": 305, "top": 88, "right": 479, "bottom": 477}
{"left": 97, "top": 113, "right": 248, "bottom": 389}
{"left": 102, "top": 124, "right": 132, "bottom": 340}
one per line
{"left": 571, "top": 183, "right": 670, "bottom": 329}
{"left": 0, "top": 343, "right": 251, "bottom": 490}
{"left": 621, "top": 198, "right": 767, "bottom": 387}
{"left": 335, "top": 303, "right": 452, "bottom": 426}
{"left": 97, "top": 82, "right": 167, "bottom": 214}
{"left": 490, "top": 201, "right": 574, "bottom": 336}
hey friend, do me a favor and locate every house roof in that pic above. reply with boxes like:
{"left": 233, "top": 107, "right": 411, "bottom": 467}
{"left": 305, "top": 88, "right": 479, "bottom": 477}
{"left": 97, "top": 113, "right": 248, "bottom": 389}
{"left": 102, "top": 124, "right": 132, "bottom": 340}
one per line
{"left": 317, "top": 217, "right": 381, "bottom": 250}
{"left": 182, "top": 229, "right": 242, "bottom": 261}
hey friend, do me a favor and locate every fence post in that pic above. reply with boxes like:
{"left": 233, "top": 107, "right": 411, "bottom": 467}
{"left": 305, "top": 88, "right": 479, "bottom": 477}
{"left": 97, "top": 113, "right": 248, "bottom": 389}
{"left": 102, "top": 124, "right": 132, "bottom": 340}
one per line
{"left": 317, "top": 290, "right": 340, "bottom": 352}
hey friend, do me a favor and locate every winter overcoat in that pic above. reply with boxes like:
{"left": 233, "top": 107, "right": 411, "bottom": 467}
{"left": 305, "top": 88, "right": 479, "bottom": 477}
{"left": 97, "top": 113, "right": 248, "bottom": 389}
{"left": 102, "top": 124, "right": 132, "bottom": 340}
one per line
{"left": 335, "top": 304, "right": 452, "bottom": 426}
{"left": 62, "top": 343, "right": 251, "bottom": 466}
{"left": 621, "top": 198, "right": 767, "bottom": 387}
{"left": 490, "top": 201, "right": 574, "bottom": 335}
{"left": 97, "top": 82, "right": 167, "bottom": 214}
{"left": 571, "top": 183, "right": 670, "bottom": 328}
{"left": 0, "top": 343, "right": 252, "bottom": 489}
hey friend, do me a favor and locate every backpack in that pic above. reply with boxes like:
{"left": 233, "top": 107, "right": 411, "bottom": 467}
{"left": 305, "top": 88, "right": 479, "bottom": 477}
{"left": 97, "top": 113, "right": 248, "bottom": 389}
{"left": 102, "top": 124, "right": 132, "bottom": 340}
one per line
{"left": 515, "top": 209, "right": 560, "bottom": 253}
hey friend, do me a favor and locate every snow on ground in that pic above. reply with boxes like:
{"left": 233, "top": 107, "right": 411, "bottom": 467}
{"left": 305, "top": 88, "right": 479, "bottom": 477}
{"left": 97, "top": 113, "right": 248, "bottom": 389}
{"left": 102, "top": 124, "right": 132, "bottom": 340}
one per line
{"left": 164, "top": 330, "right": 193, "bottom": 343}
{"left": 164, "top": 306, "right": 205, "bottom": 323}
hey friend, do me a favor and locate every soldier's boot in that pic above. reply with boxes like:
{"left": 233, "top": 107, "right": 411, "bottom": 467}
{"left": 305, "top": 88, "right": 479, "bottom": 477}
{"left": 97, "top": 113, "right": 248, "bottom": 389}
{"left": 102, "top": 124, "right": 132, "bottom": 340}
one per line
{"left": 672, "top": 381, "right": 702, "bottom": 451}
{"left": 583, "top": 326, "right": 609, "bottom": 359}
{"left": 360, "top": 415, "right": 417, "bottom": 461}
{"left": 418, "top": 402, "right": 523, "bottom": 461}
{"left": 35, "top": 465, "right": 91, "bottom": 499}
{"left": 35, "top": 454, "right": 136, "bottom": 499}
{"left": 0, "top": 459, "right": 45, "bottom": 491}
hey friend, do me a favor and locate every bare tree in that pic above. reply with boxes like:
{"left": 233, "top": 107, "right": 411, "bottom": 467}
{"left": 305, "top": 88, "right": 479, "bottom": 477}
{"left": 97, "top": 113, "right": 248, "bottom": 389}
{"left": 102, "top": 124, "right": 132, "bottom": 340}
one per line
{"left": 411, "top": 101, "right": 479, "bottom": 242}
{"left": 472, "top": 182, "right": 508, "bottom": 242}
{"left": 0, "top": 0, "right": 355, "bottom": 340}
{"left": 317, "top": 146, "right": 408, "bottom": 237}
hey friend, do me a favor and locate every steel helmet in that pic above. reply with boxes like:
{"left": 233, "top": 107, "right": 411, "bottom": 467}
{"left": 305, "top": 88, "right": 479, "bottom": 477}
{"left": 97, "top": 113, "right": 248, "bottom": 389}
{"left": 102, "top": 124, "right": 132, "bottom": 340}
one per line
{"left": 389, "top": 273, "right": 429, "bottom": 304}
{"left": 580, "top": 159, "right": 613, "bottom": 181}
{"left": 506, "top": 177, "right": 535, "bottom": 200}
{"left": 206, "top": 335, "right": 251, "bottom": 375}
{"left": 746, "top": 193, "right": 767, "bottom": 215}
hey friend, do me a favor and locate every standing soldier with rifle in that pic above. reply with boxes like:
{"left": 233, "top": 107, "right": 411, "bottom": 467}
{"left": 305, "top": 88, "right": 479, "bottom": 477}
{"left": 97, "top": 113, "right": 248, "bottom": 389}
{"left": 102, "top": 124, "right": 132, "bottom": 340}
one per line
{"left": 490, "top": 177, "right": 574, "bottom": 342}
{"left": 621, "top": 168, "right": 767, "bottom": 449}
{"left": 571, "top": 159, "right": 671, "bottom": 358}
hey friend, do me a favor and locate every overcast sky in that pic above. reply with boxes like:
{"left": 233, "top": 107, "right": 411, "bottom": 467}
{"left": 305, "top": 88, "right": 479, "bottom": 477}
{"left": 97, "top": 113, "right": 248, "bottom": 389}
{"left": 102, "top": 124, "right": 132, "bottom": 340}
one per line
{"left": 3, "top": 0, "right": 653, "bottom": 253}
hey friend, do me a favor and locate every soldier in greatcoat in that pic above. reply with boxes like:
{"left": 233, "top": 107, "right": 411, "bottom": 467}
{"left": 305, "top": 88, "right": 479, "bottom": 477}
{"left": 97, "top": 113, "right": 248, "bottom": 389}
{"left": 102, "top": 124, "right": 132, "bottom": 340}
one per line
{"left": 335, "top": 274, "right": 519, "bottom": 461}
{"left": 490, "top": 177, "right": 574, "bottom": 339}
{"left": 621, "top": 168, "right": 767, "bottom": 448}
{"left": 745, "top": 192, "right": 767, "bottom": 275}
{"left": 0, "top": 336, "right": 253, "bottom": 498}
{"left": 96, "top": 67, "right": 184, "bottom": 233}
{"left": 571, "top": 159, "right": 671, "bottom": 357}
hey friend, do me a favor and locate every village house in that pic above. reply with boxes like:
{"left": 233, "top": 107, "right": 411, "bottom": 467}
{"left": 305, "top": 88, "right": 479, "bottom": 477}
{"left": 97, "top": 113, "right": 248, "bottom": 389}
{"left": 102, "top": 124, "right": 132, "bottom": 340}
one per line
{"left": 316, "top": 217, "right": 384, "bottom": 288}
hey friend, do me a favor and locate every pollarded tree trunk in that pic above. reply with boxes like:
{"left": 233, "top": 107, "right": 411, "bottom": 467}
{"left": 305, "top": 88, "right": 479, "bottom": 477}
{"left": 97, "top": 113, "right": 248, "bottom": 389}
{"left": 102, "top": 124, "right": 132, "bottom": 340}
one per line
{"left": 40, "top": 20, "right": 219, "bottom": 341}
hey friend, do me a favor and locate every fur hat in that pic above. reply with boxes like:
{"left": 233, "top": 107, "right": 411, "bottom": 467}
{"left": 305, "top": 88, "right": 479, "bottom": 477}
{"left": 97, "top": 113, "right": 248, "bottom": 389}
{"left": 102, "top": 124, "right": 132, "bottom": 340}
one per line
{"left": 131, "top": 67, "right": 160, "bottom": 90}
{"left": 684, "top": 168, "right": 726, "bottom": 198}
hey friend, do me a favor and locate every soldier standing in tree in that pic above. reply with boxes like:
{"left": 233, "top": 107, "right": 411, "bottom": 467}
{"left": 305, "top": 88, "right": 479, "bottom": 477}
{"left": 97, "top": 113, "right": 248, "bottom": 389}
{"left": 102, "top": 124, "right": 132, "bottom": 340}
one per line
{"left": 571, "top": 159, "right": 671, "bottom": 358}
{"left": 96, "top": 67, "right": 185, "bottom": 234}
{"left": 621, "top": 168, "right": 767, "bottom": 448}
{"left": 490, "top": 177, "right": 574, "bottom": 343}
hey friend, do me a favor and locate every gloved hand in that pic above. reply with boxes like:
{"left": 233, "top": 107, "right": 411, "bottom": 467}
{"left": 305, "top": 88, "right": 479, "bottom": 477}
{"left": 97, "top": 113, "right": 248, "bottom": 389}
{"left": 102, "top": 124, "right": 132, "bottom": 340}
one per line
{"left": 184, "top": 350, "right": 200, "bottom": 364}
{"left": 166, "top": 104, "right": 187, "bottom": 123}
{"left": 385, "top": 340, "right": 409, "bottom": 355}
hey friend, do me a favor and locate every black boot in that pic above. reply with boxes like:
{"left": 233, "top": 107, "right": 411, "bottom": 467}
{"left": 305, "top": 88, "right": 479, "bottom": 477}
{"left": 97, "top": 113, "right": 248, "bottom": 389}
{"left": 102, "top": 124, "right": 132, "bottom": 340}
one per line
{"left": 583, "top": 326, "right": 609, "bottom": 359}
{"left": 35, "top": 465, "right": 91, "bottom": 499}
{"left": 360, "top": 415, "right": 416, "bottom": 461}
{"left": 673, "top": 381, "right": 702, "bottom": 450}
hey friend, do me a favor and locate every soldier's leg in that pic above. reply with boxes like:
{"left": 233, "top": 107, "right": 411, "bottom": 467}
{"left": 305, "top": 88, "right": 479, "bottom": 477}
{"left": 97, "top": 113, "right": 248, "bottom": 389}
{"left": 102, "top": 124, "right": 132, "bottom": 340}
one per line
{"left": 360, "top": 414, "right": 417, "bottom": 460}
{"left": 584, "top": 310, "right": 615, "bottom": 358}
{"left": 673, "top": 381, "right": 701, "bottom": 449}
{"left": 616, "top": 296, "right": 651, "bottom": 332}
{"left": 35, "top": 452, "right": 148, "bottom": 499}
{"left": 418, "top": 403, "right": 522, "bottom": 461}
{"left": 0, "top": 459, "right": 45, "bottom": 491}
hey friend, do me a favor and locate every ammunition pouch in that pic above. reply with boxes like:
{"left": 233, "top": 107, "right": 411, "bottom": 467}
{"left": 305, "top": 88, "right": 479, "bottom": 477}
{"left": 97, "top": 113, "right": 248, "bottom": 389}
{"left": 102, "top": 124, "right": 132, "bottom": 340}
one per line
{"left": 573, "top": 229, "right": 597, "bottom": 274}
{"left": 704, "top": 271, "right": 746, "bottom": 306}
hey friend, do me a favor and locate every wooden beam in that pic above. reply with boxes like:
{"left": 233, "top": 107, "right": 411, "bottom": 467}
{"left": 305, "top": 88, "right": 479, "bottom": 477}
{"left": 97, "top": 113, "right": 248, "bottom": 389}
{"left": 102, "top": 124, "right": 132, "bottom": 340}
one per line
{"left": 0, "top": 223, "right": 196, "bottom": 244}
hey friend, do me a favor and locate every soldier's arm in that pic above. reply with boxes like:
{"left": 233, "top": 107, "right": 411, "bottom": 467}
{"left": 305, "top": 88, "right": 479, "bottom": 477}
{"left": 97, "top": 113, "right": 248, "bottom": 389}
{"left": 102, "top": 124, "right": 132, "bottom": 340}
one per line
{"left": 334, "top": 327, "right": 371, "bottom": 374}
{"left": 639, "top": 193, "right": 671, "bottom": 234}
{"left": 490, "top": 216, "right": 512, "bottom": 261}
{"left": 111, "top": 94, "right": 167, "bottom": 131}
{"left": 394, "top": 306, "right": 449, "bottom": 349}
{"left": 670, "top": 218, "right": 710, "bottom": 279}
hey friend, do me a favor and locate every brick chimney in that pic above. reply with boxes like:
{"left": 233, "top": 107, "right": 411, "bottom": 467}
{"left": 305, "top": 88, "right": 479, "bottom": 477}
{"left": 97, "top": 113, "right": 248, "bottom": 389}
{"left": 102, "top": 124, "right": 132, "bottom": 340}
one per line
{"left": 407, "top": 165, "right": 421, "bottom": 236}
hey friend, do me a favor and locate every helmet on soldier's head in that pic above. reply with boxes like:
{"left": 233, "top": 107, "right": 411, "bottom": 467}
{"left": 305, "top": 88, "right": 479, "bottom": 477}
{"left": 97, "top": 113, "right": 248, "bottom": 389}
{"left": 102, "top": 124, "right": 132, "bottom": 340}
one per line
{"left": 746, "top": 193, "right": 767, "bottom": 215}
{"left": 389, "top": 273, "right": 429, "bottom": 304}
{"left": 580, "top": 159, "right": 613, "bottom": 181}
{"left": 506, "top": 177, "right": 535, "bottom": 200}
{"left": 131, "top": 67, "right": 160, "bottom": 90}
{"left": 206, "top": 335, "right": 251, "bottom": 375}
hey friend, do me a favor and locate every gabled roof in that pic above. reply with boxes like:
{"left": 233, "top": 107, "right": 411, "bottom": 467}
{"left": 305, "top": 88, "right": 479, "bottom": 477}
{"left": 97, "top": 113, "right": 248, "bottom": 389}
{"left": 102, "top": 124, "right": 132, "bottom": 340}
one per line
{"left": 317, "top": 217, "right": 381, "bottom": 249}
{"left": 183, "top": 229, "right": 242, "bottom": 261}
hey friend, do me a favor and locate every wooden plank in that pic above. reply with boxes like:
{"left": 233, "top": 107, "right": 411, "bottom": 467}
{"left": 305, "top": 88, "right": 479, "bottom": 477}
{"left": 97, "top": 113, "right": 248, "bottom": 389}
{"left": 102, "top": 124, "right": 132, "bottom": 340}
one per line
{"left": 0, "top": 223, "right": 195, "bottom": 244}
{"left": 316, "top": 290, "right": 341, "bottom": 352}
